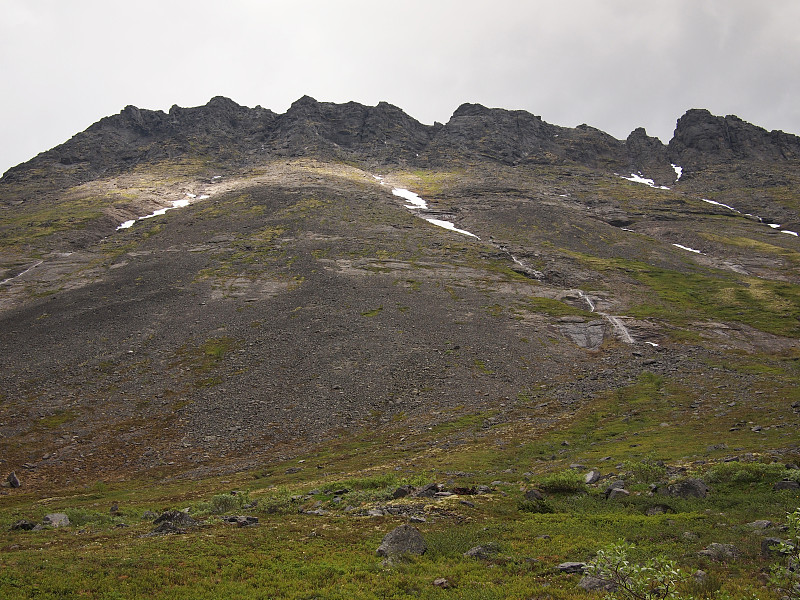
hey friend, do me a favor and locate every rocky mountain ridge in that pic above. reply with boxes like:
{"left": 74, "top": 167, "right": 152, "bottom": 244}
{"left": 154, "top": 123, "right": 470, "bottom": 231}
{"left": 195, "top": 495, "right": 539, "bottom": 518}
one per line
{"left": 4, "top": 97, "right": 800, "bottom": 189}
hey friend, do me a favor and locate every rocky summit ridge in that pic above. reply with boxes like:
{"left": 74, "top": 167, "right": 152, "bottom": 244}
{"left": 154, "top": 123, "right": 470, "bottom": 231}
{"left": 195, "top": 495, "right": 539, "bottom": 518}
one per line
{"left": 0, "top": 96, "right": 799, "bottom": 491}
{"left": 4, "top": 96, "right": 800, "bottom": 189}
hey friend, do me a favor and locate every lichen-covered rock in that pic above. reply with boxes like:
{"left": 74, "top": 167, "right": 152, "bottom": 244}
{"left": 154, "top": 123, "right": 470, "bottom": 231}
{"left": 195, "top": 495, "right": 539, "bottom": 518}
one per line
{"left": 376, "top": 525, "right": 427, "bottom": 557}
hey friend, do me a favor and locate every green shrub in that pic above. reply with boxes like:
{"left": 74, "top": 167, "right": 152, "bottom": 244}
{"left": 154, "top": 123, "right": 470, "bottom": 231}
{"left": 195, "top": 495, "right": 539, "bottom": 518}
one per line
{"left": 586, "top": 540, "right": 682, "bottom": 600}
{"left": 705, "top": 461, "right": 797, "bottom": 484}
{"left": 518, "top": 499, "right": 554, "bottom": 514}
{"left": 768, "top": 508, "right": 800, "bottom": 600}
{"left": 208, "top": 491, "right": 250, "bottom": 514}
{"left": 537, "top": 470, "right": 586, "bottom": 494}
{"left": 622, "top": 456, "right": 667, "bottom": 484}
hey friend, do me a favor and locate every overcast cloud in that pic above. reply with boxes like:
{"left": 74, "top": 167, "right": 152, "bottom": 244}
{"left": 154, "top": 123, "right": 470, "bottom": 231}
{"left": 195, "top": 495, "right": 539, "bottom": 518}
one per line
{"left": 1, "top": 0, "right": 799, "bottom": 176}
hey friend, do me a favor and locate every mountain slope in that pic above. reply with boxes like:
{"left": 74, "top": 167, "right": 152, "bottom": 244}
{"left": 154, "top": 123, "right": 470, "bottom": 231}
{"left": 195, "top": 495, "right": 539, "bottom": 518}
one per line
{"left": 0, "top": 98, "right": 799, "bottom": 491}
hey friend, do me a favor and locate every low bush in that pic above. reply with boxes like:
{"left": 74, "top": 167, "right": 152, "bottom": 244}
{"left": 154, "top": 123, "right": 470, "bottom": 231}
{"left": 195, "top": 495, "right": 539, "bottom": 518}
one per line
{"left": 537, "top": 470, "right": 586, "bottom": 494}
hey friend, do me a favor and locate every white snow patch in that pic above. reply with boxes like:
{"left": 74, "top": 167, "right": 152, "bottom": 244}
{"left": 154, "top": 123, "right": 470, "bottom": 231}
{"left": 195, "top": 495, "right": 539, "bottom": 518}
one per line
{"left": 673, "top": 243, "right": 703, "bottom": 254}
{"left": 425, "top": 218, "right": 479, "bottom": 239}
{"left": 768, "top": 223, "right": 781, "bottom": 229}
{"left": 781, "top": 230, "right": 799, "bottom": 236}
{"left": 116, "top": 220, "right": 136, "bottom": 230}
{"left": 701, "top": 198, "right": 740, "bottom": 213}
{"left": 392, "top": 188, "right": 428, "bottom": 209}
{"left": 116, "top": 198, "right": 196, "bottom": 230}
{"left": 212, "top": 175, "right": 222, "bottom": 179}
{"left": 671, "top": 164, "right": 683, "bottom": 181}
{"left": 197, "top": 194, "right": 210, "bottom": 200}
{"left": 645, "top": 341, "right": 659, "bottom": 347}
{"left": 622, "top": 172, "right": 670, "bottom": 190}
{"left": 186, "top": 193, "right": 197, "bottom": 198}
{"left": 1, "top": 260, "right": 44, "bottom": 285}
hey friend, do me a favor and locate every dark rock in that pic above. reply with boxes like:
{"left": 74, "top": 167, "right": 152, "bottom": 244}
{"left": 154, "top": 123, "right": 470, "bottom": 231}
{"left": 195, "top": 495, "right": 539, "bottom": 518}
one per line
{"left": 464, "top": 543, "right": 500, "bottom": 560}
{"left": 451, "top": 486, "right": 476, "bottom": 495}
{"left": 774, "top": 480, "right": 800, "bottom": 491}
{"left": 698, "top": 543, "right": 740, "bottom": 560}
{"left": 376, "top": 525, "right": 427, "bottom": 557}
{"left": 578, "top": 575, "right": 617, "bottom": 591}
{"left": 413, "top": 483, "right": 441, "bottom": 498}
{"left": 284, "top": 467, "right": 302, "bottom": 474}
{"left": 584, "top": 470, "right": 601, "bottom": 484}
{"left": 141, "top": 511, "right": 158, "bottom": 521}
{"left": 645, "top": 504, "right": 674, "bottom": 516}
{"left": 10, "top": 519, "right": 36, "bottom": 531}
{"left": 607, "top": 488, "right": 630, "bottom": 500}
{"left": 432, "top": 577, "right": 452, "bottom": 589}
{"left": 557, "top": 562, "right": 587, "bottom": 574}
{"left": 42, "top": 513, "right": 70, "bottom": 528}
{"left": 746, "top": 520, "right": 773, "bottom": 529}
{"left": 224, "top": 515, "right": 259, "bottom": 527}
{"left": 658, "top": 478, "right": 709, "bottom": 498}
{"left": 153, "top": 510, "right": 197, "bottom": 528}
{"left": 475, "top": 485, "right": 492, "bottom": 495}
{"left": 6, "top": 472, "right": 20, "bottom": 488}
{"left": 761, "top": 537, "right": 793, "bottom": 557}
{"left": 524, "top": 489, "right": 544, "bottom": 501}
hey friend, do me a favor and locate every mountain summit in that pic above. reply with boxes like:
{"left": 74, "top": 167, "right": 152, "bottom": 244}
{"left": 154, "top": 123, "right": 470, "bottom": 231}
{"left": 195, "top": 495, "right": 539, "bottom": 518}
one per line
{"left": 0, "top": 97, "right": 798, "bottom": 490}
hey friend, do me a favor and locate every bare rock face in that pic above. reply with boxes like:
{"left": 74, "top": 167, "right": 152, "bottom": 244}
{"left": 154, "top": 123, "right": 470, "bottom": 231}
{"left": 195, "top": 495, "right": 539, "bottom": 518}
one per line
{"left": 43, "top": 513, "right": 70, "bottom": 527}
{"left": 669, "top": 109, "right": 800, "bottom": 168}
{"left": 376, "top": 524, "right": 427, "bottom": 557}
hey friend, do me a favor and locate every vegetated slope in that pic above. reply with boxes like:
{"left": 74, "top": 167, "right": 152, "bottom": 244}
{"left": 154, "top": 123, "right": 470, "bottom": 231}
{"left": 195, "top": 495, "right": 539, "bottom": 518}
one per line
{"left": 0, "top": 98, "right": 799, "bottom": 493}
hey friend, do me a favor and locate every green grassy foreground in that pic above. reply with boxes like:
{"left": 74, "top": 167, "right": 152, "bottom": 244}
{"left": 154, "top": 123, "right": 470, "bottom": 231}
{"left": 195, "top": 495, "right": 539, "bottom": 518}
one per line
{"left": 2, "top": 371, "right": 798, "bottom": 599}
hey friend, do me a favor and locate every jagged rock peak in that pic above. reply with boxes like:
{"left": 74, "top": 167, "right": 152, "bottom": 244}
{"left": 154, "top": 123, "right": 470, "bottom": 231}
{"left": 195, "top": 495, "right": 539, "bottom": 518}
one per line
{"left": 669, "top": 108, "right": 800, "bottom": 164}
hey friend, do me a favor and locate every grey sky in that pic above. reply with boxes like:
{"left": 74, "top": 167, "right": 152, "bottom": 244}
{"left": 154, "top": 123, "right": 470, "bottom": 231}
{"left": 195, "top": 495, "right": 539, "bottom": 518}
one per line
{"left": 2, "top": 0, "right": 799, "bottom": 176}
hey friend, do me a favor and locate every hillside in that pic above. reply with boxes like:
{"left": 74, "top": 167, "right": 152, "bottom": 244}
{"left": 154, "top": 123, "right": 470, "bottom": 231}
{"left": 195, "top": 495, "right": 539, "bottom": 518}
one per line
{"left": 1, "top": 97, "right": 799, "bottom": 599}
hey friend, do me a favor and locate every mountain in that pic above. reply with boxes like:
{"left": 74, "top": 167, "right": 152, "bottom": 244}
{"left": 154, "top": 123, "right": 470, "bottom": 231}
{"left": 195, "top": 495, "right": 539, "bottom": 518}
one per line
{"left": 0, "top": 97, "right": 798, "bottom": 490}
{"left": 1, "top": 96, "right": 799, "bottom": 599}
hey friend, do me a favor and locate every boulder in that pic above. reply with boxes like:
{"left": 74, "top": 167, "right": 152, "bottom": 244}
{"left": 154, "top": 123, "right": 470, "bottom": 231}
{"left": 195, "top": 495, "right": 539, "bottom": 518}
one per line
{"left": 392, "top": 485, "right": 414, "bottom": 499}
{"left": 153, "top": 510, "right": 197, "bottom": 528}
{"left": 376, "top": 525, "right": 427, "bottom": 557}
{"left": 464, "top": 543, "right": 500, "bottom": 560}
{"left": 413, "top": 483, "right": 441, "bottom": 498}
{"left": 607, "top": 488, "right": 630, "bottom": 500}
{"left": 10, "top": 519, "right": 36, "bottom": 531}
{"left": 557, "top": 562, "right": 586, "bottom": 574}
{"left": 584, "top": 470, "right": 601, "bottom": 485}
{"left": 659, "top": 478, "right": 709, "bottom": 498}
{"left": 223, "top": 515, "right": 259, "bottom": 527}
{"left": 761, "top": 537, "right": 793, "bottom": 557}
{"left": 774, "top": 480, "right": 800, "bottom": 491}
{"left": 578, "top": 575, "right": 617, "bottom": 591}
{"left": 42, "top": 513, "right": 70, "bottom": 528}
{"left": 698, "top": 543, "right": 740, "bottom": 561}
{"left": 746, "top": 520, "right": 773, "bottom": 529}
{"left": 6, "top": 472, "right": 20, "bottom": 488}
{"left": 524, "top": 489, "right": 544, "bottom": 501}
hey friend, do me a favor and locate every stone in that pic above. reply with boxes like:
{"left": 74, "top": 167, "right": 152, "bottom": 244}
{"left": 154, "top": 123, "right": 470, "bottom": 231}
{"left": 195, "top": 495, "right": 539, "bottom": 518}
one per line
{"left": 645, "top": 504, "right": 674, "bottom": 516}
{"left": 607, "top": 488, "right": 630, "bottom": 500}
{"left": 694, "top": 570, "right": 708, "bottom": 583}
{"left": 153, "top": 510, "right": 197, "bottom": 528}
{"left": 432, "top": 578, "right": 451, "bottom": 589}
{"left": 376, "top": 525, "right": 427, "bottom": 557}
{"left": 774, "top": 480, "right": 800, "bottom": 491}
{"left": 413, "top": 483, "right": 441, "bottom": 498}
{"left": 392, "top": 485, "right": 414, "bottom": 499}
{"left": 584, "top": 470, "right": 601, "bottom": 484}
{"left": 761, "top": 537, "right": 790, "bottom": 557}
{"left": 224, "top": 515, "right": 259, "bottom": 527}
{"left": 746, "top": 520, "right": 774, "bottom": 529}
{"left": 659, "top": 478, "right": 709, "bottom": 498}
{"left": 524, "top": 488, "right": 544, "bottom": 501}
{"left": 7, "top": 472, "right": 20, "bottom": 488}
{"left": 557, "top": 562, "right": 586, "bottom": 574}
{"left": 10, "top": 519, "right": 36, "bottom": 531}
{"left": 43, "top": 513, "right": 70, "bottom": 528}
{"left": 698, "top": 543, "right": 740, "bottom": 561}
{"left": 578, "top": 575, "right": 617, "bottom": 591}
{"left": 475, "top": 485, "right": 492, "bottom": 495}
{"left": 464, "top": 543, "right": 500, "bottom": 560}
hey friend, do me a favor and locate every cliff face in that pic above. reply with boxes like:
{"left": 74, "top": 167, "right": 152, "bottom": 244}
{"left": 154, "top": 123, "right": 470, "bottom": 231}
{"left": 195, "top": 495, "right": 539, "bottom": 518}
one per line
{"left": 4, "top": 97, "right": 800, "bottom": 188}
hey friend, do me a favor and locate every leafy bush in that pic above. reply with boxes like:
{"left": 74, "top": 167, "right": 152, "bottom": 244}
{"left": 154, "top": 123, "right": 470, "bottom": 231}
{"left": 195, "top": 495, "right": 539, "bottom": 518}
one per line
{"left": 586, "top": 540, "right": 682, "bottom": 600}
{"left": 622, "top": 456, "right": 667, "bottom": 484}
{"left": 208, "top": 491, "right": 251, "bottom": 514}
{"left": 705, "top": 461, "right": 798, "bottom": 484}
{"left": 518, "top": 499, "right": 554, "bottom": 514}
{"left": 768, "top": 508, "right": 800, "bottom": 600}
{"left": 537, "top": 470, "right": 586, "bottom": 494}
